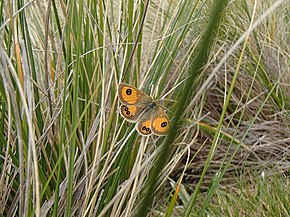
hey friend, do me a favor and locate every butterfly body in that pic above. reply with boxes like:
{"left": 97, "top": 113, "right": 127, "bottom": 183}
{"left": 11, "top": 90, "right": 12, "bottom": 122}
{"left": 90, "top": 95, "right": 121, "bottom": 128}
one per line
{"left": 118, "top": 83, "right": 170, "bottom": 136}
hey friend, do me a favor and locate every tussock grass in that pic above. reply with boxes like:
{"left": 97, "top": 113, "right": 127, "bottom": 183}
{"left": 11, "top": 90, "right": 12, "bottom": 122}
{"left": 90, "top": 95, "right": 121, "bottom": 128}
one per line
{"left": 0, "top": 0, "right": 289, "bottom": 216}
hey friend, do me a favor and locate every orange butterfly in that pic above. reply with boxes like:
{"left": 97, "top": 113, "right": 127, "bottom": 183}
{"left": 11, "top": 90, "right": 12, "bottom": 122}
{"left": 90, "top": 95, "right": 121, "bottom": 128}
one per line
{"left": 118, "top": 83, "right": 170, "bottom": 136}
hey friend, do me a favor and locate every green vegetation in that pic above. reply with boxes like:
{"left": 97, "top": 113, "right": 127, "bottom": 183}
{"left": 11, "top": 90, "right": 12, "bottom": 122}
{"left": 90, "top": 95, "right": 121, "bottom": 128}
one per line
{"left": 0, "top": 0, "right": 289, "bottom": 216}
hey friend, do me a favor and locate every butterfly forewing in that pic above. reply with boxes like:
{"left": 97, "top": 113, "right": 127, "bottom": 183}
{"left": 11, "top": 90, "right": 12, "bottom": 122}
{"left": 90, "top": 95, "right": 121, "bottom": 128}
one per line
{"left": 118, "top": 83, "right": 152, "bottom": 105}
{"left": 151, "top": 106, "right": 170, "bottom": 136}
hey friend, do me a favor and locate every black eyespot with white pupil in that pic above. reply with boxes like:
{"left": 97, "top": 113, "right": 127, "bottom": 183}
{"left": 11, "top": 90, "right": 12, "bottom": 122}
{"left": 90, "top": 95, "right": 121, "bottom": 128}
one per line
{"left": 142, "top": 126, "right": 150, "bottom": 132}
{"left": 123, "top": 106, "right": 130, "bottom": 116}
{"left": 126, "top": 89, "right": 132, "bottom": 95}
{"left": 161, "top": 122, "right": 167, "bottom": 128}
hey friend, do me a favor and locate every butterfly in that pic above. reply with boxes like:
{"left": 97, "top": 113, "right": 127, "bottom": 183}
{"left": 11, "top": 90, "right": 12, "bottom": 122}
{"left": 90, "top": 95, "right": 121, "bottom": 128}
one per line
{"left": 117, "top": 83, "right": 170, "bottom": 136}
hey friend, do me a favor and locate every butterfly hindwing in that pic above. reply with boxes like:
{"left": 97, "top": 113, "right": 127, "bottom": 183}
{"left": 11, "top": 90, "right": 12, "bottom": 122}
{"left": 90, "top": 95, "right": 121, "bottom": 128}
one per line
{"left": 136, "top": 118, "right": 152, "bottom": 136}
{"left": 120, "top": 104, "right": 145, "bottom": 123}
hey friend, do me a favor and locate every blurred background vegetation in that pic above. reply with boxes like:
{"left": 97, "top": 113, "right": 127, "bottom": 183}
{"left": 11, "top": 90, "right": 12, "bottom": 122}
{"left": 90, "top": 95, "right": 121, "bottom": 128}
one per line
{"left": 0, "top": 0, "right": 289, "bottom": 216}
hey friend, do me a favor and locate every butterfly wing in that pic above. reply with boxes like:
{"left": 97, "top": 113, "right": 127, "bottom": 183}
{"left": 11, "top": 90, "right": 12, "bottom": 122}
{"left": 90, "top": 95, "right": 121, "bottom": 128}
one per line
{"left": 118, "top": 83, "right": 152, "bottom": 106}
{"left": 136, "top": 118, "right": 152, "bottom": 136}
{"left": 120, "top": 104, "right": 146, "bottom": 123}
{"left": 151, "top": 106, "right": 170, "bottom": 136}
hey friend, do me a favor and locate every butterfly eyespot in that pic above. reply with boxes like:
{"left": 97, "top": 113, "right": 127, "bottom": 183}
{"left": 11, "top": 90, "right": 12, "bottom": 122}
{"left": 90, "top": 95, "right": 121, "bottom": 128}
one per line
{"left": 126, "top": 111, "right": 130, "bottom": 115}
{"left": 161, "top": 122, "right": 167, "bottom": 128}
{"left": 142, "top": 126, "right": 146, "bottom": 130}
{"left": 146, "top": 128, "right": 150, "bottom": 132}
{"left": 124, "top": 107, "right": 129, "bottom": 111}
{"left": 126, "top": 89, "right": 132, "bottom": 95}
